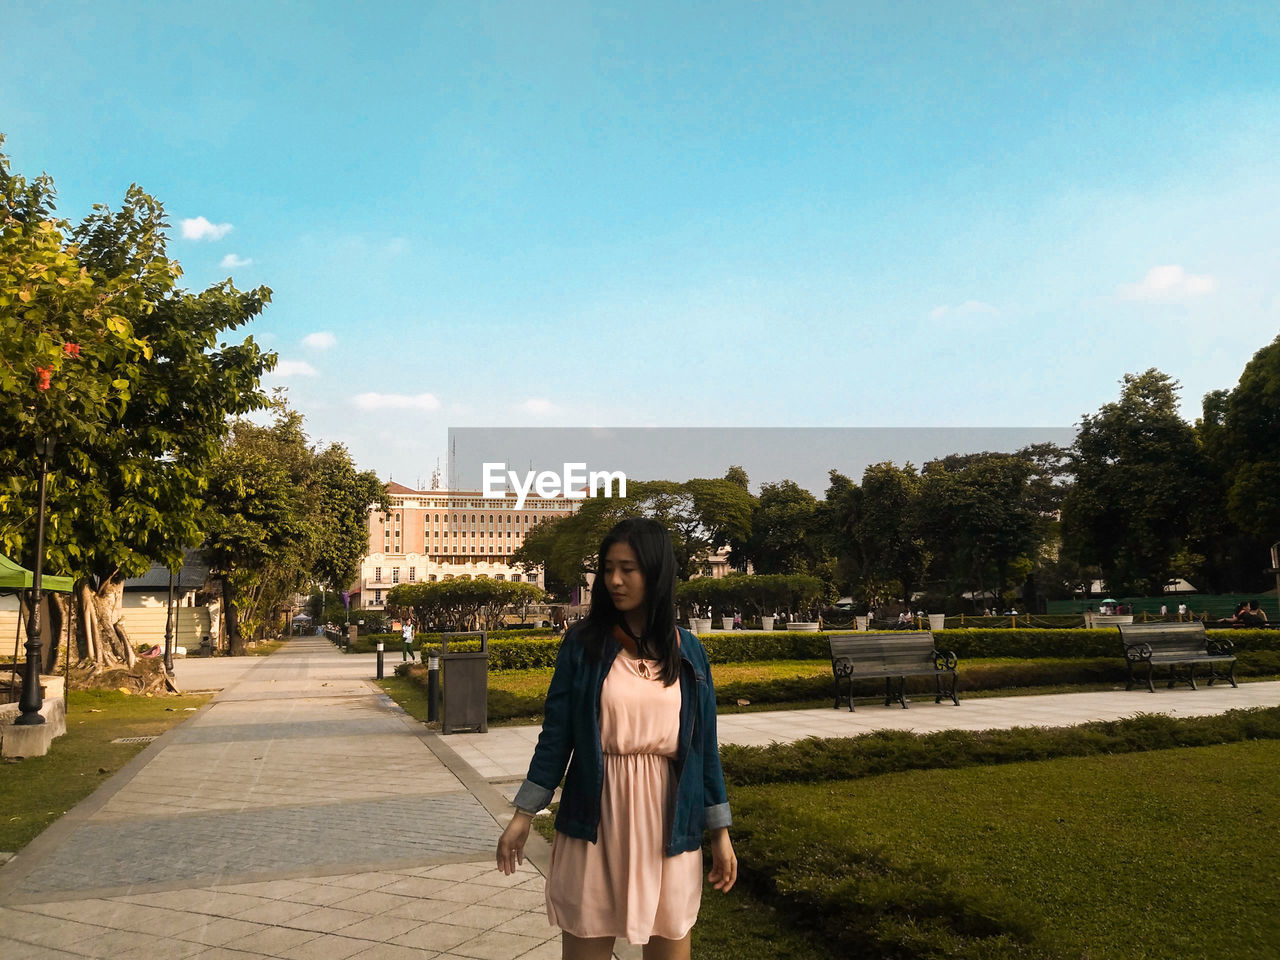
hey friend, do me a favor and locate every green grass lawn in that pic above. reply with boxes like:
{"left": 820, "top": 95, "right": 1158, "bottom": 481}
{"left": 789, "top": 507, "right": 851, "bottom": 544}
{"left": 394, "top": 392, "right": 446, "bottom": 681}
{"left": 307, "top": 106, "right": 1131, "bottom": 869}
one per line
{"left": 735, "top": 740, "right": 1280, "bottom": 959}
{"left": 0, "top": 689, "right": 210, "bottom": 852}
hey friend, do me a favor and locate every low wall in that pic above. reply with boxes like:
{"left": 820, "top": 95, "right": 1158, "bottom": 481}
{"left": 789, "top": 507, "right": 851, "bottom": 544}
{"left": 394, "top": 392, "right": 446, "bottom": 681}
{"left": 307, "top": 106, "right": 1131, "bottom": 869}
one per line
{"left": 0, "top": 675, "right": 67, "bottom": 758}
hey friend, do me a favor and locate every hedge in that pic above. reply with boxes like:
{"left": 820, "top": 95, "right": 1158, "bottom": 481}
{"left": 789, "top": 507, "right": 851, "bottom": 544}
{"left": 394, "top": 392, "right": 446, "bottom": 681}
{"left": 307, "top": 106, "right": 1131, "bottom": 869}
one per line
{"left": 354, "top": 626, "right": 1280, "bottom": 668}
{"left": 719, "top": 704, "right": 1280, "bottom": 787}
{"left": 344, "top": 627, "right": 554, "bottom": 656}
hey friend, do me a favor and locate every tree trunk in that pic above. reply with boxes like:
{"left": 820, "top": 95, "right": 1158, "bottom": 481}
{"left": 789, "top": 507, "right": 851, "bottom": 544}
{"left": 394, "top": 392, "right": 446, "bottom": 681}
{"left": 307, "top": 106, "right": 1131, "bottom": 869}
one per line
{"left": 43, "top": 593, "right": 66, "bottom": 673}
{"left": 77, "top": 580, "right": 100, "bottom": 663}
{"left": 223, "top": 578, "right": 246, "bottom": 656}
{"left": 91, "top": 577, "right": 136, "bottom": 667}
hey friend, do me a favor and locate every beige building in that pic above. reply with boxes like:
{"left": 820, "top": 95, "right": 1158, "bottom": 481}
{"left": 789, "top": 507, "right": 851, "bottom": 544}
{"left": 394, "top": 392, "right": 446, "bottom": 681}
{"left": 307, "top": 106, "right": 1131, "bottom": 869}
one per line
{"left": 357, "top": 482, "right": 577, "bottom": 609}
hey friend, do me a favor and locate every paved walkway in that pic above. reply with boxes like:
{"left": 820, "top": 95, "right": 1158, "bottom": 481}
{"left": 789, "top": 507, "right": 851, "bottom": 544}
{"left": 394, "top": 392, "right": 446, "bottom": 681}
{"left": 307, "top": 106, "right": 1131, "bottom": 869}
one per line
{"left": 2, "top": 639, "right": 1278, "bottom": 960}
{"left": 0, "top": 640, "right": 560, "bottom": 960}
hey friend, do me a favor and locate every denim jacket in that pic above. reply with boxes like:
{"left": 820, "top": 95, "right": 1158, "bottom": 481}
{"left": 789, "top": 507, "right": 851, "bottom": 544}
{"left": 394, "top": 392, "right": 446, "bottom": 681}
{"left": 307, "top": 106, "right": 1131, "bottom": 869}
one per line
{"left": 512, "top": 624, "right": 731, "bottom": 856}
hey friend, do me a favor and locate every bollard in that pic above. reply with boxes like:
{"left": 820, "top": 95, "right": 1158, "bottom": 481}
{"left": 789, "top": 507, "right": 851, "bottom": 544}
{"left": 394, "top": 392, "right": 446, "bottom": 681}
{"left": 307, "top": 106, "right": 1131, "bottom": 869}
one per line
{"left": 376, "top": 641, "right": 384, "bottom": 680}
{"left": 427, "top": 651, "right": 440, "bottom": 722}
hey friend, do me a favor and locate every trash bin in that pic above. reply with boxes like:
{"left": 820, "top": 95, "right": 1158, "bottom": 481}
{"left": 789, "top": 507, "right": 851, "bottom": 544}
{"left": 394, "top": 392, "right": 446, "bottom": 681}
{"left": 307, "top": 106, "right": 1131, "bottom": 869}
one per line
{"left": 199, "top": 635, "right": 214, "bottom": 657}
{"left": 439, "top": 630, "right": 489, "bottom": 734}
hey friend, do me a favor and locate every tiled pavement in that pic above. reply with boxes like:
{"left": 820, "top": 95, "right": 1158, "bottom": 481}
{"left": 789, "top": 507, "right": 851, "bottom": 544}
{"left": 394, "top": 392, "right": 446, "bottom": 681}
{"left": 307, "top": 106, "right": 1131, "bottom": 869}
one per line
{"left": 0, "top": 639, "right": 567, "bottom": 960}
{"left": 3, "top": 638, "right": 1279, "bottom": 960}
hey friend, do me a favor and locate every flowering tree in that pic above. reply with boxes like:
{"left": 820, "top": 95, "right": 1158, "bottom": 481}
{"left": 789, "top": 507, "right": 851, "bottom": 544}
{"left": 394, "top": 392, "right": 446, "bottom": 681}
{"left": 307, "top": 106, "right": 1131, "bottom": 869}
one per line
{"left": 0, "top": 136, "right": 275, "bottom": 671}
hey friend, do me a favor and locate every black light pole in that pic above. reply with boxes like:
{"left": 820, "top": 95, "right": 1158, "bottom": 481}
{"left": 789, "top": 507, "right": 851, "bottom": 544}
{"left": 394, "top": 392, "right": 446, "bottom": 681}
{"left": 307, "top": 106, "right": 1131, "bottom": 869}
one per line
{"left": 163, "top": 565, "right": 175, "bottom": 671}
{"left": 16, "top": 436, "right": 52, "bottom": 727}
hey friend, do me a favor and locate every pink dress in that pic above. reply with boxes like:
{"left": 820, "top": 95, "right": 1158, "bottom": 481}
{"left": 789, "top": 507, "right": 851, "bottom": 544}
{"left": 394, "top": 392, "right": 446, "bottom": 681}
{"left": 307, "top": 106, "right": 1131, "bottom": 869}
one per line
{"left": 546, "top": 652, "right": 703, "bottom": 944}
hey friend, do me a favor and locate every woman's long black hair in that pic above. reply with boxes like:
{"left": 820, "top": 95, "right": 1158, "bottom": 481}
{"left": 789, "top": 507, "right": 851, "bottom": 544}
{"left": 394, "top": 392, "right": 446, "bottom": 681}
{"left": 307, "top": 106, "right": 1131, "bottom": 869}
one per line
{"left": 578, "top": 516, "right": 681, "bottom": 685}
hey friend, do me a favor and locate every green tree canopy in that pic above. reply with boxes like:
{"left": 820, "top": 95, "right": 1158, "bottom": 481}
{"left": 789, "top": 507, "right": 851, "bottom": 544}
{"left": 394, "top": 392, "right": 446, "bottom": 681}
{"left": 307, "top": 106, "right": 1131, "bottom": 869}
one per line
{"left": 0, "top": 137, "right": 275, "bottom": 666}
{"left": 203, "top": 404, "right": 385, "bottom": 652}
{"left": 1061, "top": 370, "right": 1214, "bottom": 596}
{"left": 744, "top": 480, "right": 823, "bottom": 575}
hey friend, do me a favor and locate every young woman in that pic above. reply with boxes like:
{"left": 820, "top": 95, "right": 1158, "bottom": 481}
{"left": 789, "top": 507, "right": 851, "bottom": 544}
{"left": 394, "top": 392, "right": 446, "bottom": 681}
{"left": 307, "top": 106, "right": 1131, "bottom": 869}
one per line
{"left": 495, "top": 517, "right": 737, "bottom": 960}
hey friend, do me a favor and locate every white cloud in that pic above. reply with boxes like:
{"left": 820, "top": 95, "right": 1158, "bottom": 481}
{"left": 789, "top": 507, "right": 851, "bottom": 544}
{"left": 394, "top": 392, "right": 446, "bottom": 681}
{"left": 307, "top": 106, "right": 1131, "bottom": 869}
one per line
{"left": 929, "top": 300, "right": 996, "bottom": 320}
{"left": 353, "top": 392, "right": 441, "bottom": 411}
{"left": 220, "top": 253, "right": 252, "bottom": 268}
{"left": 272, "top": 359, "right": 317, "bottom": 377}
{"left": 181, "top": 216, "right": 233, "bottom": 241}
{"left": 303, "top": 331, "right": 337, "bottom": 350}
{"left": 521, "top": 398, "right": 555, "bottom": 415}
{"left": 1118, "top": 265, "right": 1216, "bottom": 301}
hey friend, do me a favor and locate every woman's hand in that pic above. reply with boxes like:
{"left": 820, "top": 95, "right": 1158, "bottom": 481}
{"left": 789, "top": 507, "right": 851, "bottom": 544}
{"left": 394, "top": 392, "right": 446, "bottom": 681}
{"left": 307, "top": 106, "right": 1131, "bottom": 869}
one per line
{"left": 707, "top": 827, "right": 737, "bottom": 892}
{"left": 496, "top": 811, "right": 532, "bottom": 875}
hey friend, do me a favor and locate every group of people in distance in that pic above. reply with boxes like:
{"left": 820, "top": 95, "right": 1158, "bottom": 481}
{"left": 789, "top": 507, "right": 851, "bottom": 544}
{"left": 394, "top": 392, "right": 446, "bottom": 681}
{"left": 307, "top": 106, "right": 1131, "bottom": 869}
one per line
{"left": 1230, "top": 599, "right": 1270, "bottom": 627}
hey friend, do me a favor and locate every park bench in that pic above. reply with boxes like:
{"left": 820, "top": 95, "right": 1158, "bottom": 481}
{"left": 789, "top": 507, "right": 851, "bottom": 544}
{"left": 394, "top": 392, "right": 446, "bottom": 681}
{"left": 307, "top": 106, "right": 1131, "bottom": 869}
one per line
{"left": 1117, "top": 622, "right": 1237, "bottom": 693}
{"left": 828, "top": 632, "right": 960, "bottom": 711}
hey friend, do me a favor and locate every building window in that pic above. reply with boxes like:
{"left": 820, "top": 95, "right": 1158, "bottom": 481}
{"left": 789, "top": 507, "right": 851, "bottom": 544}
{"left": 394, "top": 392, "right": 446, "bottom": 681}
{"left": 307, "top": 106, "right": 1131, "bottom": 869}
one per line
{"left": 496, "top": 574, "right": 505, "bottom": 581}
{"left": 374, "top": 589, "right": 382, "bottom": 603}
{"left": 374, "top": 567, "right": 382, "bottom": 582}
{"left": 429, "top": 574, "right": 437, "bottom": 582}
{"left": 409, "top": 567, "right": 416, "bottom": 581}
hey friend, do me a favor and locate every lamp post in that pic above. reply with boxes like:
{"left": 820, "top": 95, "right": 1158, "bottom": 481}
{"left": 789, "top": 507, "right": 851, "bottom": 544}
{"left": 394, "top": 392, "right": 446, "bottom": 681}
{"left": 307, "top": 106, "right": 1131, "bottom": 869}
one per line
{"left": 16, "top": 436, "right": 53, "bottom": 727}
{"left": 1267, "top": 541, "right": 1280, "bottom": 621}
{"left": 163, "top": 565, "right": 175, "bottom": 671}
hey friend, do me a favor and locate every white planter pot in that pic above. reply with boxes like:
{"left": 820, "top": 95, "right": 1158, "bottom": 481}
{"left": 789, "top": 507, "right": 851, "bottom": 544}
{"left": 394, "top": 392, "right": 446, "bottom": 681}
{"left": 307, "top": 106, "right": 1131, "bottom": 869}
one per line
{"left": 761, "top": 616, "right": 775, "bottom": 631}
{"left": 721, "top": 616, "right": 735, "bottom": 631}
{"left": 789, "top": 621, "right": 820, "bottom": 632}
{"left": 928, "top": 613, "right": 946, "bottom": 632}
{"left": 689, "top": 618, "right": 712, "bottom": 634}
{"left": 855, "top": 615, "right": 868, "bottom": 631}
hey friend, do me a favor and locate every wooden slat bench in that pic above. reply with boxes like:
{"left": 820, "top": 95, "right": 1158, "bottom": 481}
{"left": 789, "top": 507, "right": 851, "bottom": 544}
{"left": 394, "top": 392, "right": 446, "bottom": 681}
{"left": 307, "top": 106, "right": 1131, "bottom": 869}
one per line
{"left": 828, "top": 632, "right": 960, "bottom": 711}
{"left": 1117, "top": 622, "right": 1237, "bottom": 692}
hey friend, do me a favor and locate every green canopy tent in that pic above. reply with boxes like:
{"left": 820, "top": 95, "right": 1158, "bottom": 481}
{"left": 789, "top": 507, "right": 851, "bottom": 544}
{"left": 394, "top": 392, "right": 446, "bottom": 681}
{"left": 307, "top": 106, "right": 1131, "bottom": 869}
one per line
{"left": 0, "top": 553, "right": 75, "bottom": 593}
{"left": 2, "top": 553, "right": 74, "bottom": 700}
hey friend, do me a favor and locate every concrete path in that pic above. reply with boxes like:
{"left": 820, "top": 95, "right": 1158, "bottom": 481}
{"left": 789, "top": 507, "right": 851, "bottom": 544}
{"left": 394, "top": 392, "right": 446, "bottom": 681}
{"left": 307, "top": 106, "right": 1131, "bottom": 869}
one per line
{"left": 0, "top": 639, "right": 561, "bottom": 960}
{"left": 2, "top": 639, "right": 1278, "bottom": 960}
{"left": 449, "top": 678, "right": 1280, "bottom": 782}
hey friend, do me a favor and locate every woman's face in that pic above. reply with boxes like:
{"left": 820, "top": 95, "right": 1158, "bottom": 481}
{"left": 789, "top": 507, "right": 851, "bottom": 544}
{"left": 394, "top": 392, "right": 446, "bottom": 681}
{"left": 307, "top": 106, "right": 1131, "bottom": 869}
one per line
{"left": 604, "top": 541, "right": 646, "bottom": 615}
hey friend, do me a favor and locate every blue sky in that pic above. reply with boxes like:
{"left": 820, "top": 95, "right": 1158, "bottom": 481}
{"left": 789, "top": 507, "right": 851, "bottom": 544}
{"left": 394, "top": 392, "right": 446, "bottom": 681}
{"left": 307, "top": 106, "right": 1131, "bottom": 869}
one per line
{"left": 4, "top": 1, "right": 1278, "bottom": 485}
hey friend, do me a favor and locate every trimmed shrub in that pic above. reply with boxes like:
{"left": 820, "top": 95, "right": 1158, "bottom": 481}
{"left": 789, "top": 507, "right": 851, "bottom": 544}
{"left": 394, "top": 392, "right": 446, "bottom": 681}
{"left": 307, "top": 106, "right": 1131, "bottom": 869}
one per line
{"left": 936, "top": 627, "right": 1280, "bottom": 660}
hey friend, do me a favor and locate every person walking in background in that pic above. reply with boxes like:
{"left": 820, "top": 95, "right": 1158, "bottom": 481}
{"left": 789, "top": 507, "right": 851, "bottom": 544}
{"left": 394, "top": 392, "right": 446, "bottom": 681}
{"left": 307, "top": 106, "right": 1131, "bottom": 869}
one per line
{"left": 401, "top": 618, "right": 415, "bottom": 662}
{"left": 496, "top": 517, "right": 736, "bottom": 959}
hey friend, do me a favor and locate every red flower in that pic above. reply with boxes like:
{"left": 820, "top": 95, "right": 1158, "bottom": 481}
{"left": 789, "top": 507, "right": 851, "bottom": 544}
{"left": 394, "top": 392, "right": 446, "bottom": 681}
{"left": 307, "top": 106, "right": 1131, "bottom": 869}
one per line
{"left": 63, "top": 342, "right": 81, "bottom": 357}
{"left": 35, "top": 366, "right": 53, "bottom": 391}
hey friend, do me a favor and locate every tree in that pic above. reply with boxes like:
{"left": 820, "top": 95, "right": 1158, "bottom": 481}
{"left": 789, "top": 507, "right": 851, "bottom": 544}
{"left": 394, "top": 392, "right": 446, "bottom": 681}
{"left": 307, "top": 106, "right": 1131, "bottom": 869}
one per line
{"left": 1197, "top": 334, "right": 1280, "bottom": 591}
{"left": 311, "top": 444, "right": 387, "bottom": 592}
{"left": 388, "top": 578, "right": 545, "bottom": 632}
{"left": 511, "top": 476, "right": 755, "bottom": 590}
{"left": 1061, "top": 370, "right": 1214, "bottom": 595}
{"left": 744, "top": 480, "right": 822, "bottom": 575}
{"left": 201, "top": 405, "right": 386, "bottom": 653}
{"left": 203, "top": 408, "right": 316, "bottom": 654}
{"left": 919, "top": 452, "right": 1049, "bottom": 610}
{"left": 854, "top": 462, "right": 927, "bottom": 607}
{"left": 0, "top": 138, "right": 274, "bottom": 671}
